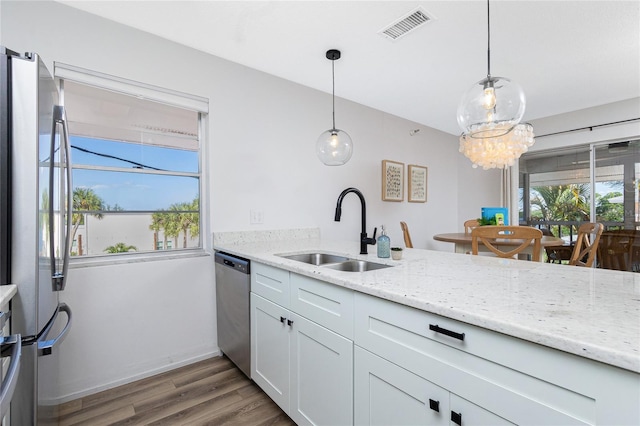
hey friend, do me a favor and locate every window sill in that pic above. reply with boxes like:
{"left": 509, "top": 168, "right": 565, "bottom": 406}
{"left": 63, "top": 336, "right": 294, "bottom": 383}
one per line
{"left": 69, "top": 249, "right": 211, "bottom": 269}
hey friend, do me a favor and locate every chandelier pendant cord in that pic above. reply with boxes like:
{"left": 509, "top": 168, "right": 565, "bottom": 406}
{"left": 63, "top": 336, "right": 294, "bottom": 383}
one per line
{"left": 486, "top": 0, "right": 491, "bottom": 79}
{"left": 332, "top": 58, "right": 336, "bottom": 130}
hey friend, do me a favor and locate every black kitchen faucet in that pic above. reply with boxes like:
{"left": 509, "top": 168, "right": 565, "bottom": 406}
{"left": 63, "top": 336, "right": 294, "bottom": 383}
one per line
{"left": 334, "top": 187, "right": 377, "bottom": 255}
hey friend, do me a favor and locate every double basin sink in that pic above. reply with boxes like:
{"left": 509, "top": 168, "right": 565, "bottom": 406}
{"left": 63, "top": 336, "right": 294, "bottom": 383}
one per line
{"left": 279, "top": 252, "right": 394, "bottom": 272}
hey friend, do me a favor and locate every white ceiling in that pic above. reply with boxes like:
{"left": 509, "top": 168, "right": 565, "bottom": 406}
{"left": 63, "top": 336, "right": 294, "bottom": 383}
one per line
{"left": 55, "top": 0, "right": 640, "bottom": 136}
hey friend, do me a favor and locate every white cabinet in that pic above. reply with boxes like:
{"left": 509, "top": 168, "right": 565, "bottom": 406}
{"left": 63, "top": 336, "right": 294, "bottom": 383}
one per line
{"left": 354, "top": 346, "right": 449, "bottom": 425}
{"left": 354, "top": 292, "right": 640, "bottom": 425}
{"left": 450, "top": 395, "right": 514, "bottom": 426}
{"left": 251, "top": 292, "right": 290, "bottom": 411}
{"left": 250, "top": 263, "right": 354, "bottom": 425}
{"left": 250, "top": 262, "right": 640, "bottom": 425}
{"left": 290, "top": 307, "right": 352, "bottom": 426}
{"left": 354, "top": 346, "right": 512, "bottom": 426}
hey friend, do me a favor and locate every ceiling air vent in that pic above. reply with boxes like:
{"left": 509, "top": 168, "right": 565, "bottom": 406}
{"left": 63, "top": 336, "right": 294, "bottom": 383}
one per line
{"left": 379, "top": 7, "right": 434, "bottom": 41}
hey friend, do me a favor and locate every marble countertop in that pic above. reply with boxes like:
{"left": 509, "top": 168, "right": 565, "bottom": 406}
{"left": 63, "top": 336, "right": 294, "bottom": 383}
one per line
{"left": 213, "top": 230, "right": 640, "bottom": 373}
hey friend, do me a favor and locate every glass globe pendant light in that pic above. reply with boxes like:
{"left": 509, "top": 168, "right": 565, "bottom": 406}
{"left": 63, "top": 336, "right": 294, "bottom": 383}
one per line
{"left": 316, "top": 49, "right": 353, "bottom": 166}
{"left": 457, "top": 0, "right": 526, "bottom": 137}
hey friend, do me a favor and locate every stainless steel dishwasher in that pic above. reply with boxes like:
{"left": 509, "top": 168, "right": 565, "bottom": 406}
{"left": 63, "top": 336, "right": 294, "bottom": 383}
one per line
{"left": 215, "top": 251, "right": 251, "bottom": 377}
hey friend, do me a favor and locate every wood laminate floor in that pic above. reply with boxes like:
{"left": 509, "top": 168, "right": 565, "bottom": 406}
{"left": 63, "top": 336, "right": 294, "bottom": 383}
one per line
{"left": 58, "top": 356, "right": 296, "bottom": 426}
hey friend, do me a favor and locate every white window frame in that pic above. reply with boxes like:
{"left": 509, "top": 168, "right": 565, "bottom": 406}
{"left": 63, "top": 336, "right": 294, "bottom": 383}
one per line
{"left": 55, "top": 63, "right": 210, "bottom": 265}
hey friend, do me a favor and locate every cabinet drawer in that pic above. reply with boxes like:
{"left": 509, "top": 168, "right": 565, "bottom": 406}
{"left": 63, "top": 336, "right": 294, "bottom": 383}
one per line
{"left": 354, "top": 292, "right": 594, "bottom": 425}
{"left": 252, "top": 263, "right": 290, "bottom": 308}
{"left": 290, "top": 274, "right": 354, "bottom": 339}
{"left": 355, "top": 292, "right": 479, "bottom": 357}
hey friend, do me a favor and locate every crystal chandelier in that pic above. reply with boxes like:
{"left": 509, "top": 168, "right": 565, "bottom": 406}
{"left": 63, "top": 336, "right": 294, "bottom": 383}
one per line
{"left": 457, "top": 0, "right": 535, "bottom": 169}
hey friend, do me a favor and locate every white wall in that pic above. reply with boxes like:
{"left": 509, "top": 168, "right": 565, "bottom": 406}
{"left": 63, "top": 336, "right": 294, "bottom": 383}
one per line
{"left": 455, "top": 155, "right": 502, "bottom": 229}
{"left": 1, "top": 0, "right": 500, "bottom": 401}
{"left": 529, "top": 98, "right": 640, "bottom": 152}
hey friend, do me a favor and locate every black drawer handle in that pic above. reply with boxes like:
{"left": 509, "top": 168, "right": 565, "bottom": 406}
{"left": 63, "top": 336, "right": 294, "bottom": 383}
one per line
{"left": 429, "top": 324, "right": 465, "bottom": 341}
{"left": 287, "top": 319, "right": 294, "bottom": 326}
{"left": 280, "top": 316, "right": 286, "bottom": 324}
{"left": 429, "top": 399, "right": 439, "bottom": 412}
{"left": 451, "top": 410, "right": 462, "bottom": 425}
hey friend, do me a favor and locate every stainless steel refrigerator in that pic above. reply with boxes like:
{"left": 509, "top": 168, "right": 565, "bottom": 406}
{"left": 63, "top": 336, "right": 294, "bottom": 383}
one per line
{"left": 0, "top": 46, "right": 73, "bottom": 425}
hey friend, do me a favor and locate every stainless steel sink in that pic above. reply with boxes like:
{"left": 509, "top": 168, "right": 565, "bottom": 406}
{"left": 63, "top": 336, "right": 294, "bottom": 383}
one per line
{"left": 279, "top": 252, "right": 394, "bottom": 272}
{"left": 322, "top": 260, "right": 393, "bottom": 272}
{"left": 280, "top": 253, "right": 350, "bottom": 266}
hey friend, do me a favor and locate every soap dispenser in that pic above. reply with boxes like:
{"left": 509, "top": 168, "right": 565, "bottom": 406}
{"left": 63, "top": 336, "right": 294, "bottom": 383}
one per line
{"left": 377, "top": 225, "right": 390, "bottom": 258}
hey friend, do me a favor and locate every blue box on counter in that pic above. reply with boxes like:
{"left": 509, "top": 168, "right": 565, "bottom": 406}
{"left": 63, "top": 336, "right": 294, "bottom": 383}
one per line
{"left": 481, "top": 207, "right": 509, "bottom": 225}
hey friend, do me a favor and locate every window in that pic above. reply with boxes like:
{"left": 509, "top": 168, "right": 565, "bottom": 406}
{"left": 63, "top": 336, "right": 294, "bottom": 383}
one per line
{"left": 56, "top": 64, "right": 207, "bottom": 257}
{"left": 519, "top": 140, "right": 640, "bottom": 271}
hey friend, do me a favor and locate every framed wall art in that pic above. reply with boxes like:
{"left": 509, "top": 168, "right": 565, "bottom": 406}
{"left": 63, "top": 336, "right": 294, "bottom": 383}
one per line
{"left": 382, "top": 160, "right": 404, "bottom": 201}
{"left": 408, "top": 164, "right": 428, "bottom": 203}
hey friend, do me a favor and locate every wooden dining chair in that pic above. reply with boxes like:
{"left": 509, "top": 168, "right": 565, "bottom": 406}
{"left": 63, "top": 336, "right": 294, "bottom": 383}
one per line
{"left": 568, "top": 222, "right": 604, "bottom": 267}
{"left": 400, "top": 221, "right": 413, "bottom": 248}
{"left": 464, "top": 219, "right": 480, "bottom": 235}
{"left": 471, "top": 226, "right": 543, "bottom": 261}
{"left": 597, "top": 229, "right": 638, "bottom": 271}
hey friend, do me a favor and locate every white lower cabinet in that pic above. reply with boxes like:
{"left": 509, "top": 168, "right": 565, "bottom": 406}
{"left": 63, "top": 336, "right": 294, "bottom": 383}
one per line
{"left": 354, "top": 346, "right": 449, "bottom": 425}
{"left": 290, "top": 307, "right": 353, "bottom": 426}
{"left": 251, "top": 292, "right": 353, "bottom": 426}
{"left": 354, "top": 346, "right": 512, "bottom": 426}
{"left": 354, "top": 292, "right": 640, "bottom": 425}
{"left": 251, "top": 292, "right": 291, "bottom": 412}
{"left": 251, "top": 263, "right": 640, "bottom": 425}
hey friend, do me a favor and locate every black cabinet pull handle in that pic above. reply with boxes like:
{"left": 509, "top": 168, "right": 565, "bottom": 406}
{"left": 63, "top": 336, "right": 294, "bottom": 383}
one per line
{"left": 280, "top": 316, "right": 286, "bottom": 324}
{"left": 429, "top": 399, "right": 439, "bottom": 412}
{"left": 429, "top": 324, "right": 465, "bottom": 341}
{"left": 451, "top": 410, "right": 462, "bottom": 425}
{"left": 287, "top": 319, "right": 294, "bottom": 326}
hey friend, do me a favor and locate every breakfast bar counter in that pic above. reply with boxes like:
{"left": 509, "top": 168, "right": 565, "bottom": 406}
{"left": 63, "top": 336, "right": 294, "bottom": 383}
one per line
{"left": 213, "top": 230, "right": 640, "bottom": 374}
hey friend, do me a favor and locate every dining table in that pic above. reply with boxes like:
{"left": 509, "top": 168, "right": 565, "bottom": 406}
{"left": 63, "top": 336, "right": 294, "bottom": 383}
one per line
{"left": 433, "top": 232, "right": 564, "bottom": 261}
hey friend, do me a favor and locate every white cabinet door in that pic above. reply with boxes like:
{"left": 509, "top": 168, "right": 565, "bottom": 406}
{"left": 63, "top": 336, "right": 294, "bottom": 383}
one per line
{"left": 251, "top": 293, "right": 291, "bottom": 413}
{"left": 290, "top": 313, "right": 353, "bottom": 426}
{"left": 355, "top": 346, "right": 449, "bottom": 426}
{"left": 450, "top": 394, "right": 514, "bottom": 426}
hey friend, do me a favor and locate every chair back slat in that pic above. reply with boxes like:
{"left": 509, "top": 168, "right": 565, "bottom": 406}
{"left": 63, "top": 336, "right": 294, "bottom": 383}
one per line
{"left": 471, "top": 226, "right": 543, "bottom": 261}
{"left": 464, "top": 219, "right": 480, "bottom": 235}
{"left": 400, "top": 221, "right": 413, "bottom": 248}
{"left": 569, "top": 223, "right": 604, "bottom": 267}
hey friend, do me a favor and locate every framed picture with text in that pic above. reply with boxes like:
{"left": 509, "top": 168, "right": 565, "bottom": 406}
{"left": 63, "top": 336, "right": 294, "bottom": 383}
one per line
{"left": 408, "top": 164, "right": 427, "bottom": 203}
{"left": 382, "top": 160, "right": 404, "bottom": 202}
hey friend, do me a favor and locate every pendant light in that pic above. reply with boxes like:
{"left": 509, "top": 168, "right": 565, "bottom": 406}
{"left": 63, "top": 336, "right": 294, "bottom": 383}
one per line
{"left": 316, "top": 49, "right": 353, "bottom": 166}
{"left": 457, "top": 0, "right": 535, "bottom": 169}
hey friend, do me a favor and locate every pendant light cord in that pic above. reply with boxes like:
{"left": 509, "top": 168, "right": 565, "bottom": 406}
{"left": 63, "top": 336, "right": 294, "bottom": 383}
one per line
{"left": 486, "top": 0, "right": 491, "bottom": 79}
{"left": 332, "top": 58, "right": 336, "bottom": 129}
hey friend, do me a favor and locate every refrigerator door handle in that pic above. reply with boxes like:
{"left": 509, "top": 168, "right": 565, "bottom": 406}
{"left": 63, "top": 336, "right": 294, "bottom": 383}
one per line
{"left": 61, "top": 105, "right": 73, "bottom": 291}
{"left": 50, "top": 105, "right": 73, "bottom": 292}
{"left": 37, "top": 303, "right": 72, "bottom": 356}
{"left": 0, "top": 334, "right": 22, "bottom": 419}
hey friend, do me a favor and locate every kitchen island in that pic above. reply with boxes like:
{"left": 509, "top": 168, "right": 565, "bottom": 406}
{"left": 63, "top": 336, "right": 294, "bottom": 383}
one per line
{"left": 213, "top": 229, "right": 640, "bottom": 425}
